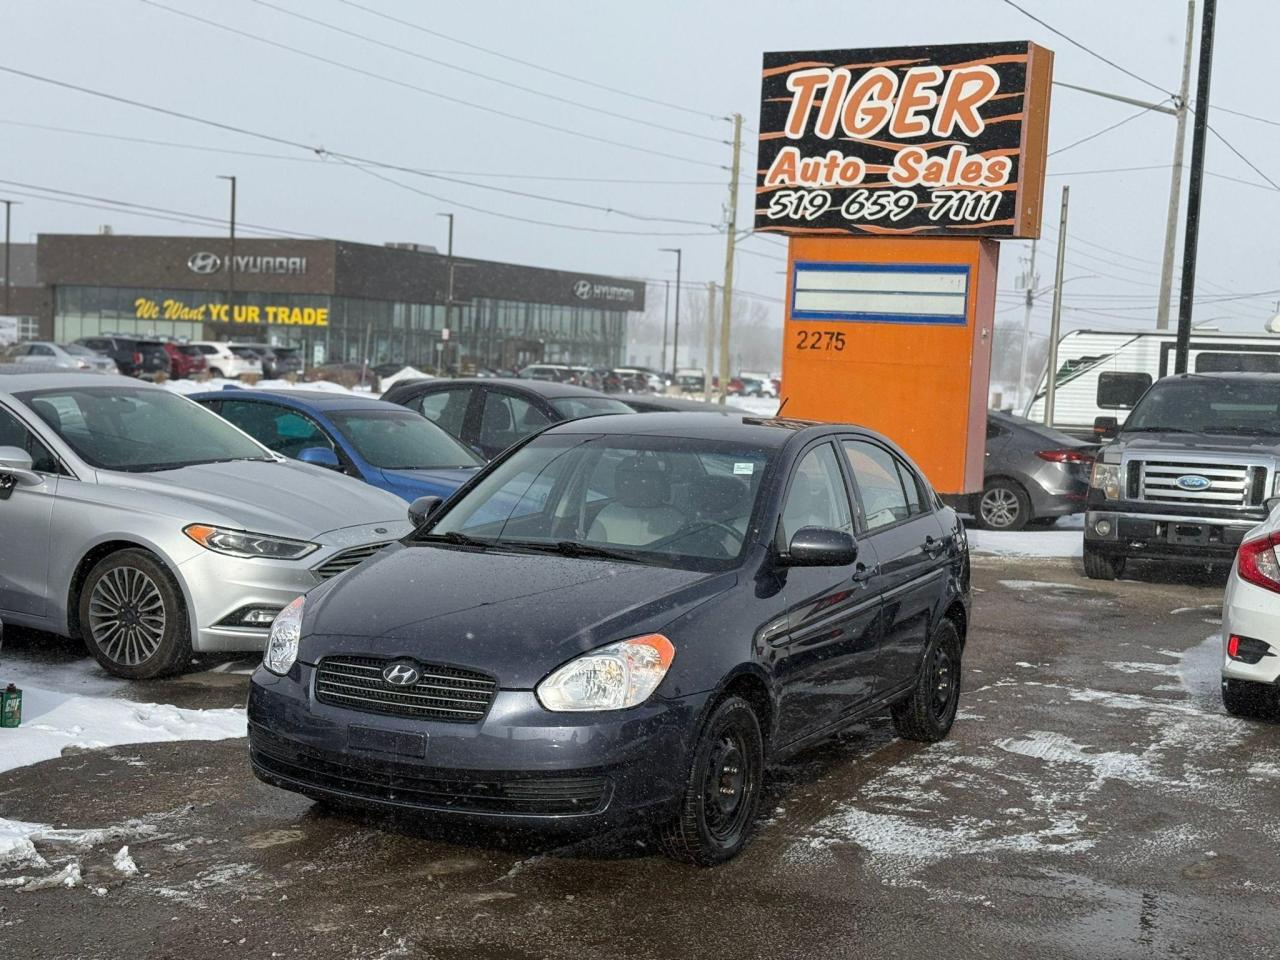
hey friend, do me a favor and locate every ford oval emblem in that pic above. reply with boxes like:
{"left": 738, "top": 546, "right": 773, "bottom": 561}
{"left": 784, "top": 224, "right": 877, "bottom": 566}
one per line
{"left": 382, "top": 660, "right": 421, "bottom": 686}
{"left": 1175, "top": 474, "right": 1211, "bottom": 491}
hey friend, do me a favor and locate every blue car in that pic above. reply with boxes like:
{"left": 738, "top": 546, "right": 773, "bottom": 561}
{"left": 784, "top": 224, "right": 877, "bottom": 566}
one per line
{"left": 190, "top": 388, "right": 482, "bottom": 503}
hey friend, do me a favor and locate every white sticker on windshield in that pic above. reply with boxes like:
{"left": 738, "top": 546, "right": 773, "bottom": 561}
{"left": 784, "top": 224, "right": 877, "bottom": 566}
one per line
{"left": 733, "top": 462, "right": 754, "bottom": 475}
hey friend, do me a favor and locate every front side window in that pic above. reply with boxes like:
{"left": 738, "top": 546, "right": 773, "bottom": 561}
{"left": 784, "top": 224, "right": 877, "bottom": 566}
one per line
{"left": 416, "top": 387, "right": 471, "bottom": 438}
{"left": 217, "top": 400, "right": 333, "bottom": 458}
{"left": 0, "top": 406, "right": 61, "bottom": 474}
{"left": 843, "top": 440, "right": 911, "bottom": 530}
{"left": 16, "top": 387, "right": 272, "bottom": 472}
{"left": 429, "top": 434, "right": 772, "bottom": 569}
{"left": 479, "top": 392, "right": 551, "bottom": 453}
{"left": 329, "top": 409, "right": 481, "bottom": 470}
{"left": 779, "top": 443, "right": 853, "bottom": 544}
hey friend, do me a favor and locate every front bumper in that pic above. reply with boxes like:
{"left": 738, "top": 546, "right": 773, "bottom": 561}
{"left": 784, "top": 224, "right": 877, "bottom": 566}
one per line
{"left": 1222, "top": 574, "right": 1280, "bottom": 685}
{"left": 247, "top": 664, "right": 708, "bottom": 828}
{"left": 1083, "top": 507, "right": 1259, "bottom": 563}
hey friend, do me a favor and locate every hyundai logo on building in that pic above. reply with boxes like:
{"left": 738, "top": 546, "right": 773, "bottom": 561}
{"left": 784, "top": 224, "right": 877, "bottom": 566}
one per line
{"left": 381, "top": 660, "right": 422, "bottom": 686}
{"left": 187, "top": 251, "right": 222, "bottom": 274}
{"left": 572, "top": 279, "right": 636, "bottom": 304}
{"left": 1175, "top": 474, "right": 1212, "bottom": 491}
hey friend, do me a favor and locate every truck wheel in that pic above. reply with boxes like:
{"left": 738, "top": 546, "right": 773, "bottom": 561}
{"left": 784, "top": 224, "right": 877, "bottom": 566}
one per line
{"left": 1222, "top": 678, "right": 1277, "bottom": 721}
{"left": 1083, "top": 545, "right": 1126, "bottom": 581}
{"left": 79, "top": 549, "right": 193, "bottom": 679}
{"left": 976, "top": 480, "right": 1031, "bottom": 531}
{"left": 891, "top": 619, "right": 962, "bottom": 743}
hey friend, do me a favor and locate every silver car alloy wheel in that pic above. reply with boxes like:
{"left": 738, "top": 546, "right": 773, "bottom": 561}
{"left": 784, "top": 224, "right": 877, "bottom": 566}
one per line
{"left": 88, "top": 566, "right": 167, "bottom": 666}
{"left": 979, "top": 487, "right": 1021, "bottom": 529}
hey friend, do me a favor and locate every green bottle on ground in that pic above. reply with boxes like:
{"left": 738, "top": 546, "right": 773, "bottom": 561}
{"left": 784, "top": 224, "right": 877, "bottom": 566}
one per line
{"left": 1, "top": 683, "right": 21, "bottom": 728}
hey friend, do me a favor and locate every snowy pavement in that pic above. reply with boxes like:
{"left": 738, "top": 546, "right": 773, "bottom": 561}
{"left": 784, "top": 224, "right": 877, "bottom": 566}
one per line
{"left": 2, "top": 562, "right": 1277, "bottom": 959}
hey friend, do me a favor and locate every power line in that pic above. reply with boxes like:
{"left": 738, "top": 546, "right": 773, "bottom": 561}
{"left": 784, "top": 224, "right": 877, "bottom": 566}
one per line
{"left": 1206, "top": 123, "right": 1280, "bottom": 191}
{"left": 329, "top": 0, "right": 729, "bottom": 123}
{"left": 0, "top": 66, "right": 721, "bottom": 233}
{"left": 246, "top": 0, "right": 727, "bottom": 146}
{"left": 137, "top": 0, "right": 728, "bottom": 171}
{"left": 1048, "top": 100, "right": 1171, "bottom": 157}
{"left": 998, "top": 0, "right": 1172, "bottom": 97}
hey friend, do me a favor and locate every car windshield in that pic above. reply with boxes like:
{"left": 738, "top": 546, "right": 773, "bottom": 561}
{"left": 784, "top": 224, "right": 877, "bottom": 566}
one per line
{"left": 16, "top": 386, "right": 275, "bottom": 472}
{"left": 426, "top": 433, "right": 773, "bottom": 570}
{"left": 328, "top": 408, "right": 482, "bottom": 470}
{"left": 1123, "top": 378, "right": 1280, "bottom": 436}
{"left": 63, "top": 344, "right": 95, "bottom": 357}
{"left": 549, "top": 396, "right": 633, "bottom": 419}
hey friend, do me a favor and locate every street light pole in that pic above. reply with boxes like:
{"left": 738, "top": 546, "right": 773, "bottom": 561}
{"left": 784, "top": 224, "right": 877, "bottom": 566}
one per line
{"left": 1, "top": 199, "right": 18, "bottom": 318}
{"left": 439, "top": 213, "right": 456, "bottom": 373}
{"left": 660, "top": 247, "right": 682, "bottom": 381}
{"left": 216, "top": 176, "right": 236, "bottom": 325}
{"left": 661, "top": 279, "right": 670, "bottom": 373}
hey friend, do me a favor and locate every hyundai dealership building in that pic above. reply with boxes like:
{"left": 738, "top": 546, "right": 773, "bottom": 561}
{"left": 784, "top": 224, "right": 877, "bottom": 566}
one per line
{"left": 25, "top": 234, "right": 645, "bottom": 369}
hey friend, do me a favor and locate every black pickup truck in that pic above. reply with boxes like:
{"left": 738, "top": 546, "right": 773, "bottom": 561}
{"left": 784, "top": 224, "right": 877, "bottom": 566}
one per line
{"left": 1083, "top": 373, "right": 1280, "bottom": 580}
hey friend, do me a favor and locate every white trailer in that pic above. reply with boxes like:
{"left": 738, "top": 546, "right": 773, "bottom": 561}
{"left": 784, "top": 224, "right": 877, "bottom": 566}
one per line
{"left": 1024, "top": 329, "right": 1280, "bottom": 436}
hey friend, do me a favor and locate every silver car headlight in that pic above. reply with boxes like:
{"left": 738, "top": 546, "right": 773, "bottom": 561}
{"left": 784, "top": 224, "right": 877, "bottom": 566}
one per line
{"left": 536, "top": 634, "right": 675, "bottom": 712}
{"left": 183, "top": 524, "right": 318, "bottom": 560}
{"left": 1089, "top": 462, "right": 1121, "bottom": 500}
{"left": 264, "top": 595, "right": 304, "bottom": 675}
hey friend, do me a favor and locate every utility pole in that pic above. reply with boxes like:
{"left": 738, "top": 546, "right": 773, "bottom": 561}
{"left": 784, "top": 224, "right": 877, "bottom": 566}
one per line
{"left": 440, "top": 213, "right": 455, "bottom": 373}
{"left": 1044, "top": 186, "right": 1070, "bottom": 429}
{"left": 660, "top": 247, "right": 682, "bottom": 381}
{"left": 216, "top": 176, "right": 236, "bottom": 324}
{"left": 661, "top": 279, "right": 670, "bottom": 373}
{"left": 1175, "top": 0, "right": 1217, "bottom": 374}
{"left": 1017, "top": 239, "right": 1038, "bottom": 412}
{"left": 1, "top": 199, "right": 17, "bottom": 318}
{"left": 1157, "top": 1, "right": 1197, "bottom": 330}
{"left": 705, "top": 281, "right": 717, "bottom": 398}
{"left": 719, "top": 113, "right": 743, "bottom": 405}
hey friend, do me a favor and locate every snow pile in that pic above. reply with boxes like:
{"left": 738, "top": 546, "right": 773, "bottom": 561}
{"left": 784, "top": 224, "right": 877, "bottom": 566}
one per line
{"left": 162, "top": 377, "right": 380, "bottom": 398}
{"left": 113, "top": 845, "right": 139, "bottom": 876}
{"left": 967, "top": 528, "right": 1083, "bottom": 558}
{"left": 379, "top": 366, "right": 433, "bottom": 389}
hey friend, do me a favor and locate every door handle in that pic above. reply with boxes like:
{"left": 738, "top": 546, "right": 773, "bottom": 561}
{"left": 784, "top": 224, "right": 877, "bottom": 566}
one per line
{"left": 924, "top": 536, "right": 945, "bottom": 558}
{"left": 852, "top": 562, "right": 879, "bottom": 583}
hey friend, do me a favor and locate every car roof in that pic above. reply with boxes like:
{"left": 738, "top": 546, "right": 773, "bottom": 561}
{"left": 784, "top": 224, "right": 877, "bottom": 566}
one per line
{"left": 188, "top": 388, "right": 393, "bottom": 411}
{"left": 1160, "top": 372, "right": 1280, "bottom": 382}
{"left": 409, "top": 377, "right": 610, "bottom": 399}
{"left": 548, "top": 411, "right": 844, "bottom": 447}
{"left": 0, "top": 371, "right": 155, "bottom": 392}
{"left": 622, "top": 395, "right": 748, "bottom": 414}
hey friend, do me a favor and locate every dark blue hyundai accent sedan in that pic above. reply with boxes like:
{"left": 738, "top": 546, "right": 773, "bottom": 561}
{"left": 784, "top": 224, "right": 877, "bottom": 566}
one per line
{"left": 248, "top": 413, "right": 970, "bottom": 864}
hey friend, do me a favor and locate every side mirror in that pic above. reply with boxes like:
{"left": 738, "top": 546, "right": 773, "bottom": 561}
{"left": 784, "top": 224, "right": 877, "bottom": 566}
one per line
{"left": 1093, "top": 416, "right": 1119, "bottom": 441}
{"left": 298, "top": 446, "right": 341, "bottom": 470}
{"left": 407, "top": 495, "right": 443, "bottom": 528}
{"left": 0, "top": 446, "right": 43, "bottom": 488}
{"left": 781, "top": 526, "right": 858, "bottom": 567}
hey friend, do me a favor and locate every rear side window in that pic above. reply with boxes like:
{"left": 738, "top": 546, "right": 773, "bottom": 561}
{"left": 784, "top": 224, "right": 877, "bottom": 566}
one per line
{"left": 843, "top": 439, "right": 913, "bottom": 530}
{"left": 1097, "top": 371, "right": 1151, "bottom": 409}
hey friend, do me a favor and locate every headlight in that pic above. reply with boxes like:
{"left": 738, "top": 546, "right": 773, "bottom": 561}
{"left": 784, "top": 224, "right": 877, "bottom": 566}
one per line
{"left": 536, "top": 634, "right": 675, "bottom": 712}
{"left": 183, "top": 524, "right": 318, "bottom": 560}
{"left": 1089, "top": 462, "right": 1121, "bottom": 500}
{"left": 264, "top": 595, "right": 304, "bottom": 675}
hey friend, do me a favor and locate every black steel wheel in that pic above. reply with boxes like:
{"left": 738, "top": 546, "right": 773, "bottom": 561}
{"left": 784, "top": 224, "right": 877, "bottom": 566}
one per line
{"left": 891, "top": 619, "right": 963, "bottom": 743}
{"left": 79, "top": 549, "right": 192, "bottom": 679}
{"left": 660, "top": 695, "right": 764, "bottom": 866}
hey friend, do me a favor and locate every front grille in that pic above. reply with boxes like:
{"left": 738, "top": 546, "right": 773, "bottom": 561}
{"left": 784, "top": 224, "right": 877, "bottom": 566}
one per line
{"left": 315, "top": 655, "right": 496, "bottom": 722}
{"left": 250, "top": 726, "right": 609, "bottom": 815}
{"left": 1136, "top": 460, "right": 1261, "bottom": 507}
{"left": 313, "top": 541, "right": 393, "bottom": 580}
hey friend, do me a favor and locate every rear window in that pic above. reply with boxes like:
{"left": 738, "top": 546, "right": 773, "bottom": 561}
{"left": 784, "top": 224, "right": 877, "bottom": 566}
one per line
{"left": 549, "top": 397, "right": 633, "bottom": 420}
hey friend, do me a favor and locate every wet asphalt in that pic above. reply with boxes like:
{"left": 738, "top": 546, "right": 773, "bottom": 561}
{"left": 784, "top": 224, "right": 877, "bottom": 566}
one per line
{"left": 2, "top": 555, "right": 1279, "bottom": 960}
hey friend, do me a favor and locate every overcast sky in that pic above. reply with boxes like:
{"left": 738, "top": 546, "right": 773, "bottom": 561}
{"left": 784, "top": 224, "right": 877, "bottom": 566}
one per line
{"left": 3, "top": 0, "right": 1278, "bottom": 351}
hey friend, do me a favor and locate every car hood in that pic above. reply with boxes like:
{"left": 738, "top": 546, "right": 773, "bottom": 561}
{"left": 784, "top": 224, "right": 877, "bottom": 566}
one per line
{"left": 300, "top": 543, "right": 734, "bottom": 688}
{"left": 96, "top": 458, "right": 407, "bottom": 539}
{"left": 377, "top": 466, "right": 479, "bottom": 502}
{"left": 1107, "top": 432, "right": 1280, "bottom": 460}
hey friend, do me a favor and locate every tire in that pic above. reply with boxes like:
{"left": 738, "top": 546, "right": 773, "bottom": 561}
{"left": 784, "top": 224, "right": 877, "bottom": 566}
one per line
{"left": 975, "top": 479, "right": 1032, "bottom": 531}
{"left": 208, "top": 367, "right": 224, "bottom": 378}
{"left": 1083, "top": 545, "right": 1126, "bottom": 581}
{"left": 659, "top": 695, "right": 764, "bottom": 866}
{"left": 78, "top": 549, "right": 192, "bottom": 679}
{"left": 891, "top": 619, "right": 962, "bottom": 743}
{"left": 1222, "top": 678, "right": 1276, "bottom": 721}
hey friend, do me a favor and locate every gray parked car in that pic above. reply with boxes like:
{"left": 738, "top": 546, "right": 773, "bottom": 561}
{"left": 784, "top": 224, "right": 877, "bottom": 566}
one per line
{"left": 3, "top": 342, "right": 119, "bottom": 374}
{"left": 970, "top": 411, "right": 1098, "bottom": 531}
{"left": 0, "top": 373, "right": 411, "bottom": 679}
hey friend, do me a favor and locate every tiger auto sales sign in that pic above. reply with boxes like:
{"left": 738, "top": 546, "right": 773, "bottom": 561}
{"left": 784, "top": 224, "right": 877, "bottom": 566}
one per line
{"left": 756, "top": 41, "right": 1053, "bottom": 239}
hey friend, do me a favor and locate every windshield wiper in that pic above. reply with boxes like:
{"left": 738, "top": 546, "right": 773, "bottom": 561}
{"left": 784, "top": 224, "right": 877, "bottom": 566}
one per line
{"left": 1121, "top": 426, "right": 1192, "bottom": 434}
{"left": 502, "top": 539, "right": 643, "bottom": 563}
{"left": 1204, "top": 426, "right": 1280, "bottom": 436}
{"left": 417, "top": 530, "right": 492, "bottom": 548}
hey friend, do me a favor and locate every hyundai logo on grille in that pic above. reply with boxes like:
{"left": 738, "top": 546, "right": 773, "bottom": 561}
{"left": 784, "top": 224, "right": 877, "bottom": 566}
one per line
{"left": 382, "top": 660, "right": 421, "bottom": 686}
{"left": 1175, "top": 474, "right": 1212, "bottom": 491}
{"left": 187, "top": 251, "right": 222, "bottom": 274}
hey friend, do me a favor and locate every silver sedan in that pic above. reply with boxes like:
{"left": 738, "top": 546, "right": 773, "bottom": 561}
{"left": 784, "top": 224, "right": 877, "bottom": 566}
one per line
{"left": 0, "top": 373, "right": 411, "bottom": 679}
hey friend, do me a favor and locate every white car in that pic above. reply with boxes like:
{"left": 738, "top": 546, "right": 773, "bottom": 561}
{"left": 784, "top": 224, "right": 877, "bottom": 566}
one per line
{"left": 190, "top": 341, "right": 262, "bottom": 379}
{"left": 1221, "top": 513, "right": 1280, "bottom": 719}
{"left": 3, "top": 342, "right": 118, "bottom": 374}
